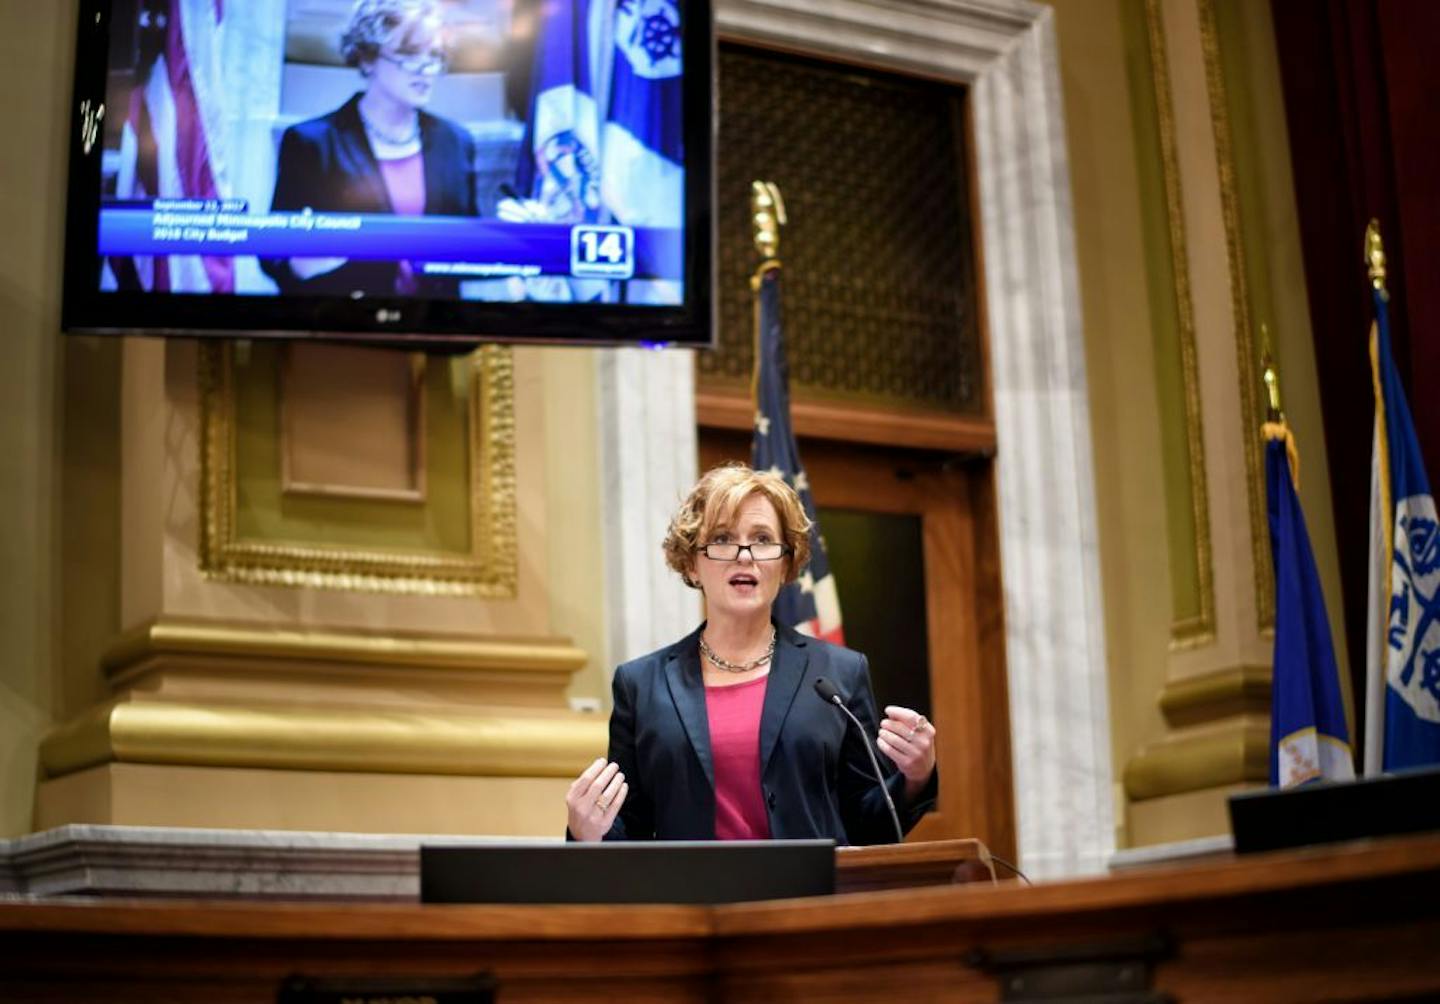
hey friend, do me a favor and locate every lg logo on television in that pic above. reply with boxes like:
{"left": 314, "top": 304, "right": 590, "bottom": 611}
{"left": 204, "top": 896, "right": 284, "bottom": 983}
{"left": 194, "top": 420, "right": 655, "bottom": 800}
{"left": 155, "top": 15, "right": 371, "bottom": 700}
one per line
{"left": 375, "top": 309, "right": 402, "bottom": 324}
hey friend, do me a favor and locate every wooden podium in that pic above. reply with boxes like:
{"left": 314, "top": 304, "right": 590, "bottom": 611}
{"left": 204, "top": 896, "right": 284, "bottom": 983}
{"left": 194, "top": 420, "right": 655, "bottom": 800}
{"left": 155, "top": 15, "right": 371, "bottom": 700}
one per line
{"left": 837, "top": 837, "right": 999, "bottom": 892}
{"left": 4, "top": 834, "right": 1439, "bottom": 1002}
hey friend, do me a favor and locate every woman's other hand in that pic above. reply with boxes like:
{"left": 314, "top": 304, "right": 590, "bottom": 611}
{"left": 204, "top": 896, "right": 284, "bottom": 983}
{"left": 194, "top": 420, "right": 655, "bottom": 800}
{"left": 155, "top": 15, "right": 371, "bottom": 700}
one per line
{"left": 877, "top": 706, "right": 937, "bottom": 798}
{"left": 566, "top": 757, "right": 627, "bottom": 841}
{"left": 496, "top": 197, "right": 551, "bottom": 223}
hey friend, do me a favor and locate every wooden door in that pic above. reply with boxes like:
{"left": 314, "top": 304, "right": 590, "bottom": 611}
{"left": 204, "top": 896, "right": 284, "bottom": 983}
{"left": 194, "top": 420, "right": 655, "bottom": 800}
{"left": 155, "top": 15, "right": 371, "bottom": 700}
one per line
{"left": 699, "top": 431, "right": 1015, "bottom": 860}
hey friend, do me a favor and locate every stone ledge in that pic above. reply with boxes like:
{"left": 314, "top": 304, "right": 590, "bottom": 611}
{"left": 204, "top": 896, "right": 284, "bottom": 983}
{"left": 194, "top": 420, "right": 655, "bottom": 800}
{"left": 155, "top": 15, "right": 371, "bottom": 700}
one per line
{"left": 0, "top": 824, "right": 559, "bottom": 901}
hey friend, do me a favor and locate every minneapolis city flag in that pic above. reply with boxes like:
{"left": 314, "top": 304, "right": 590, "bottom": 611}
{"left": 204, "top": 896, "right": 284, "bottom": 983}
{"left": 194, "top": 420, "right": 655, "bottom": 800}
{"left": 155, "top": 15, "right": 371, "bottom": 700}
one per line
{"left": 751, "top": 265, "right": 844, "bottom": 644}
{"left": 515, "top": 0, "right": 684, "bottom": 302}
{"left": 1265, "top": 424, "right": 1355, "bottom": 787}
{"left": 1364, "top": 288, "right": 1440, "bottom": 772}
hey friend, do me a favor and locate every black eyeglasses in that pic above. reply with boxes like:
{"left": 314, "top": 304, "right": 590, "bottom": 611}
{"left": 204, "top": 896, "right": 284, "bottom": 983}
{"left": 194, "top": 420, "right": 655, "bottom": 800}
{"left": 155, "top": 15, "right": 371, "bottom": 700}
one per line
{"left": 698, "top": 542, "right": 790, "bottom": 562}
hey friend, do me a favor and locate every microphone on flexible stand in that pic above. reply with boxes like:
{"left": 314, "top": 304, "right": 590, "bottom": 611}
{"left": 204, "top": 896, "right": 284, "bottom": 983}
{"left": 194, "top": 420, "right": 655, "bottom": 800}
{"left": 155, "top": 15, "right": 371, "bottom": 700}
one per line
{"left": 814, "top": 677, "right": 905, "bottom": 844}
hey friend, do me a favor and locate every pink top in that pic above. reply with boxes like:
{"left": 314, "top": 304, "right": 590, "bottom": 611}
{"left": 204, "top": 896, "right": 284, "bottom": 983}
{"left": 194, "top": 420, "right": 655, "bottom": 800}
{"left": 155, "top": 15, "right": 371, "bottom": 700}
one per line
{"left": 376, "top": 152, "right": 426, "bottom": 216}
{"left": 705, "top": 673, "right": 772, "bottom": 840}
{"left": 375, "top": 152, "right": 425, "bottom": 294}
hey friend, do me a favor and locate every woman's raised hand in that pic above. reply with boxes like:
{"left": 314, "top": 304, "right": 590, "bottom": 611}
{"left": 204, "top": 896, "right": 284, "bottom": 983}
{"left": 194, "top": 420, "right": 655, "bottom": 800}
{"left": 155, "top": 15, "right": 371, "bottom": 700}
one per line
{"left": 495, "top": 197, "right": 551, "bottom": 222}
{"left": 565, "top": 757, "right": 627, "bottom": 842}
{"left": 876, "top": 706, "right": 937, "bottom": 793}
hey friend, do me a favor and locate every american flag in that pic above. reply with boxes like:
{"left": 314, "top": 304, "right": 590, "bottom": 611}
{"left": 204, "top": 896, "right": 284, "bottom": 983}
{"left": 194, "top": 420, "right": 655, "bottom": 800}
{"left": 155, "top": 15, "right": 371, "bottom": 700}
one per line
{"left": 105, "top": 0, "right": 232, "bottom": 293}
{"left": 750, "top": 264, "right": 844, "bottom": 644}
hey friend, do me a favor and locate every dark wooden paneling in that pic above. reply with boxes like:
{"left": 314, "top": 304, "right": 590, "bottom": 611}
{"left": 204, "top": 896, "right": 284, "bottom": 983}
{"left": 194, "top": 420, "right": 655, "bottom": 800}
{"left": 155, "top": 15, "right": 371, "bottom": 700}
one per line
{"left": 7, "top": 835, "right": 1440, "bottom": 1001}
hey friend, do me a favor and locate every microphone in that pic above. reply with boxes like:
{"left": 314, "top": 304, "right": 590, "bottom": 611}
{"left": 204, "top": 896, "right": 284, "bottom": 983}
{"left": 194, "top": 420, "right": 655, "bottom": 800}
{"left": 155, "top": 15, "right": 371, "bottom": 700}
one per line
{"left": 814, "top": 677, "right": 905, "bottom": 844}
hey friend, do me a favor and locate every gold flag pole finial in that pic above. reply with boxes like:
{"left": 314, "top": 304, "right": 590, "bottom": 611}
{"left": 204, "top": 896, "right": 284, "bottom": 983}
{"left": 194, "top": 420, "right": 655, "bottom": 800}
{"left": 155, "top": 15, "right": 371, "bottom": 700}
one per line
{"left": 1365, "top": 218, "right": 1389, "bottom": 301}
{"left": 1260, "top": 326, "right": 1282, "bottom": 424}
{"left": 751, "top": 181, "right": 786, "bottom": 265}
{"left": 1260, "top": 326, "right": 1299, "bottom": 487}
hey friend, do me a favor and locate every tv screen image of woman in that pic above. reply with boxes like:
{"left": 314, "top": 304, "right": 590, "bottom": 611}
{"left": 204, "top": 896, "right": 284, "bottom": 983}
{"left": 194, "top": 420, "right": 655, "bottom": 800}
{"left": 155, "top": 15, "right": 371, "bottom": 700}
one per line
{"left": 566, "top": 464, "right": 939, "bottom": 844}
{"left": 261, "top": 0, "right": 478, "bottom": 296}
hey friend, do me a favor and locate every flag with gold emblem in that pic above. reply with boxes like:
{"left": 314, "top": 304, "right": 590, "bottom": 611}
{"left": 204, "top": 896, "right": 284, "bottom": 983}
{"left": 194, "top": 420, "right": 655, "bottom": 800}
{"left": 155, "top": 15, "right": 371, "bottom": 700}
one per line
{"left": 1265, "top": 421, "right": 1355, "bottom": 787}
{"left": 1364, "top": 275, "right": 1440, "bottom": 773}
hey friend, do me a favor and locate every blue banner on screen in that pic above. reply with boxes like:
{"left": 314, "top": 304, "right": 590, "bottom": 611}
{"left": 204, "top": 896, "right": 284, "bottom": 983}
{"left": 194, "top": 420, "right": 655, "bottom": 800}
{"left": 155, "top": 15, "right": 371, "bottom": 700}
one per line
{"left": 92, "top": 0, "right": 688, "bottom": 305}
{"left": 97, "top": 205, "right": 675, "bottom": 281}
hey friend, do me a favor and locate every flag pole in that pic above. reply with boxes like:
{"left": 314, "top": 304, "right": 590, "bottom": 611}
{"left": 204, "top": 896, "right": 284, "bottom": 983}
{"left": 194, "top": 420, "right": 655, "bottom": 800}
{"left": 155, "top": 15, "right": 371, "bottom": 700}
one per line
{"left": 1363, "top": 218, "right": 1440, "bottom": 771}
{"left": 750, "top": 180, "right": 785, "bottom": 282}
{"left": 1260, "top": 331, "right": 1298, "bottom": 489}
{"left": 1364, "top": 219, "right": 1392, "bottom": 580}
{"left": 1365, "top": 218, "right": 1388, "bottom": 302}
{"left": 1261, "top": 326, "right": 1282, "bottom": 424}
{"left": 750, "top": 180, "right": 786, "bottom": 403}
{"left": 1363, "top": 218, "right": 1391, "bottom": 775}
{"left": 745, "top": 182, "right": 845, "bottom": 643}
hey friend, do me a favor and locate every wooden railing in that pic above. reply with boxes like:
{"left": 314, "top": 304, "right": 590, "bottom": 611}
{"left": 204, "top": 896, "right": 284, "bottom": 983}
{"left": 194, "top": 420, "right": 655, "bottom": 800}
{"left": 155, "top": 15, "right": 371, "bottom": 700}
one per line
{"left": 4, "top": 834, "right": 1440, "bottom": 1002}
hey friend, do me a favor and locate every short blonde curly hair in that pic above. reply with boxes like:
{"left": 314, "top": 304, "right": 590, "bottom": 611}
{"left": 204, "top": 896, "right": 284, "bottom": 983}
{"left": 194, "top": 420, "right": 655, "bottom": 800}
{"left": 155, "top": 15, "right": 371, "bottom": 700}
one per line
{"left": 340, "top": 0, "right": 443, "bottom": 69}
{"left": 663, "top": 463, "right": 813, "bottom": 589}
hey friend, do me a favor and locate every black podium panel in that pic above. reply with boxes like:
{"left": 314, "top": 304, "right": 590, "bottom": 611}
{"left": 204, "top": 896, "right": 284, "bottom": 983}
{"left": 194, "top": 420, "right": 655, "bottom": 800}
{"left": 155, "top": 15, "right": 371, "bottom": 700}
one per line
{"left": 421, "top": 839, "right": 836, "bottom": 904}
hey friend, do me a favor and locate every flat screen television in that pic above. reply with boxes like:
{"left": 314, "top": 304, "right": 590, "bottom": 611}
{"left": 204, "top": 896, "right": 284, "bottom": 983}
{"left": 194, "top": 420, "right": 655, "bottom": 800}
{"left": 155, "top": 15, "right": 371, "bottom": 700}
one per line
{"left": 62, "top": 0, "right": 714, "bottom": 348}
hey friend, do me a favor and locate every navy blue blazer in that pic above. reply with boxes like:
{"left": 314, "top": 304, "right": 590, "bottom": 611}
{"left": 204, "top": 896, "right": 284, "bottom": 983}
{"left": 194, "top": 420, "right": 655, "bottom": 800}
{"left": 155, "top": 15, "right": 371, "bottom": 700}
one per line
{"left": 261, "top": 93, "right": 478, "bottom": 296}
{"left": 602, "top": 622, "right": 937, "bottom": 845}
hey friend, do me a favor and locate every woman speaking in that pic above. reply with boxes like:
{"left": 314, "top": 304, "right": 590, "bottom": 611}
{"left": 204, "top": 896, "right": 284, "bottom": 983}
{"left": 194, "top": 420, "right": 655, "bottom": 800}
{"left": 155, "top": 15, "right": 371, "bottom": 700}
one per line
{"left": 262, "top": 0, "right": 478, "bottom": 296}
{"left": 567, "top": 464, "right": 938, "bottom": 844}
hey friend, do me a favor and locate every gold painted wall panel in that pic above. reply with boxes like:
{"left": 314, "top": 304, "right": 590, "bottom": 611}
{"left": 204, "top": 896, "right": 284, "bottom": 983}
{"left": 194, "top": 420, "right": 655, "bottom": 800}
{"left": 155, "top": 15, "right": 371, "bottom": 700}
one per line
{"left": 0, "top": 1, "right": 88, "bottom": 838}
{"left": 1197, "top": 0, "right": 1271, "bottom": 635}
{"left": 1123, "top": 0, "right": 1215, "bottom": 648}
{"left": 281, "top": 344, "right": 426, "bottom": 501}
{"left": 0, "top": 5, "right": 616, "bottom": 837}
{"left": 232, "top": 345, "right": 463, "bottom": 552}
{"left": 1047, "top": 0, "right": 1177, "bottom": 850}
{"left": 1107, "top": 0, "right": 1352, "bottom": 845}
{"left": 36, "top": 763, "right": 577, "bottom": 838}
{"left": 1208, "top": 0, "right": 1352, "bottom": 719}
{"left": 1153, "top": 0, "right": 1272, "bottom": 681}
{"left": 200, "top": 343, "right": 517, "bottom": 597}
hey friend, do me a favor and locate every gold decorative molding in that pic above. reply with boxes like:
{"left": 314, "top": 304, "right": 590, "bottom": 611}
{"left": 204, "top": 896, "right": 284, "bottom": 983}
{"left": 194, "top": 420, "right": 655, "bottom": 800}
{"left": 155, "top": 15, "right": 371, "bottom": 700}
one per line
{"left": 1145, "top": 0, "right": 1216, "bottom": 651}
{"left": 1198, "top": 0, "right": 1272, "bottom": 632}
{"left": 39, "top": 700, "right": 606, "bottom": 780}
{"left": 198, "top": 344, "right": 517, "bottom": 597}
{"left": 97, "top": 617, "right": 590, "bottom": 716}
{"left": 1159, "top": 664, "right": 1271, "bottom": 728}
{"left": 1127, "top": 663, "right": 1273, "bottom": 799}
{"left": 102, "top": 617, "right": 588, "bottom": 682}
{"left": 1123, "top": 719, "right": 1268, "bottom": 800}
{"left": 39, "top": 616, "right": 602, "bottom": 785}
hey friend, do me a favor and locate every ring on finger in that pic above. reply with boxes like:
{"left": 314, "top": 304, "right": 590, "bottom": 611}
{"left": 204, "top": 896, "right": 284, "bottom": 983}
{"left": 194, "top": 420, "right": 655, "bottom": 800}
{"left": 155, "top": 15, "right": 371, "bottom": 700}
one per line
{"left": 596, "top": 798, "right": 610, "bottom": 811}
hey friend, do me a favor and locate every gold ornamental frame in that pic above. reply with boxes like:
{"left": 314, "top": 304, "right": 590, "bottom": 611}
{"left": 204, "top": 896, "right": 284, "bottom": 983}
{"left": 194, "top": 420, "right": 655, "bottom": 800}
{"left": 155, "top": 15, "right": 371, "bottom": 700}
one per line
{"left": 198, "top": 343, "right": 518, "bottom": 597}
{"left": 1144, "top": 0, "right": 1216, "bottom": 651}
{"left": 1198, "top": 0, "right": 1272, "bottom": 632}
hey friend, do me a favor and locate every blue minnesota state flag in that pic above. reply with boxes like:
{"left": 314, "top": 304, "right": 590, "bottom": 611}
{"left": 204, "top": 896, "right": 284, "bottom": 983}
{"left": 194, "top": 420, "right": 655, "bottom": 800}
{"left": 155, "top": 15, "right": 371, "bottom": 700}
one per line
{"left": 1265, "top": 424, "right": 1355, "bottom": 787}
{"left": 751, "top": 265, "right": 844, "bottom": 644}
{"left": 1364, "top": 287, "right": 1440, "bottom": 772}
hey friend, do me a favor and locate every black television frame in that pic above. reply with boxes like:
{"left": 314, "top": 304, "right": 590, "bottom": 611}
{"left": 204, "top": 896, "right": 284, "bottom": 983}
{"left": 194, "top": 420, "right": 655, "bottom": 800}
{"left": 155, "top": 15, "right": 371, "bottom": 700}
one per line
{"left": 60, "top": 0, "right": 716, "bottom": 350}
